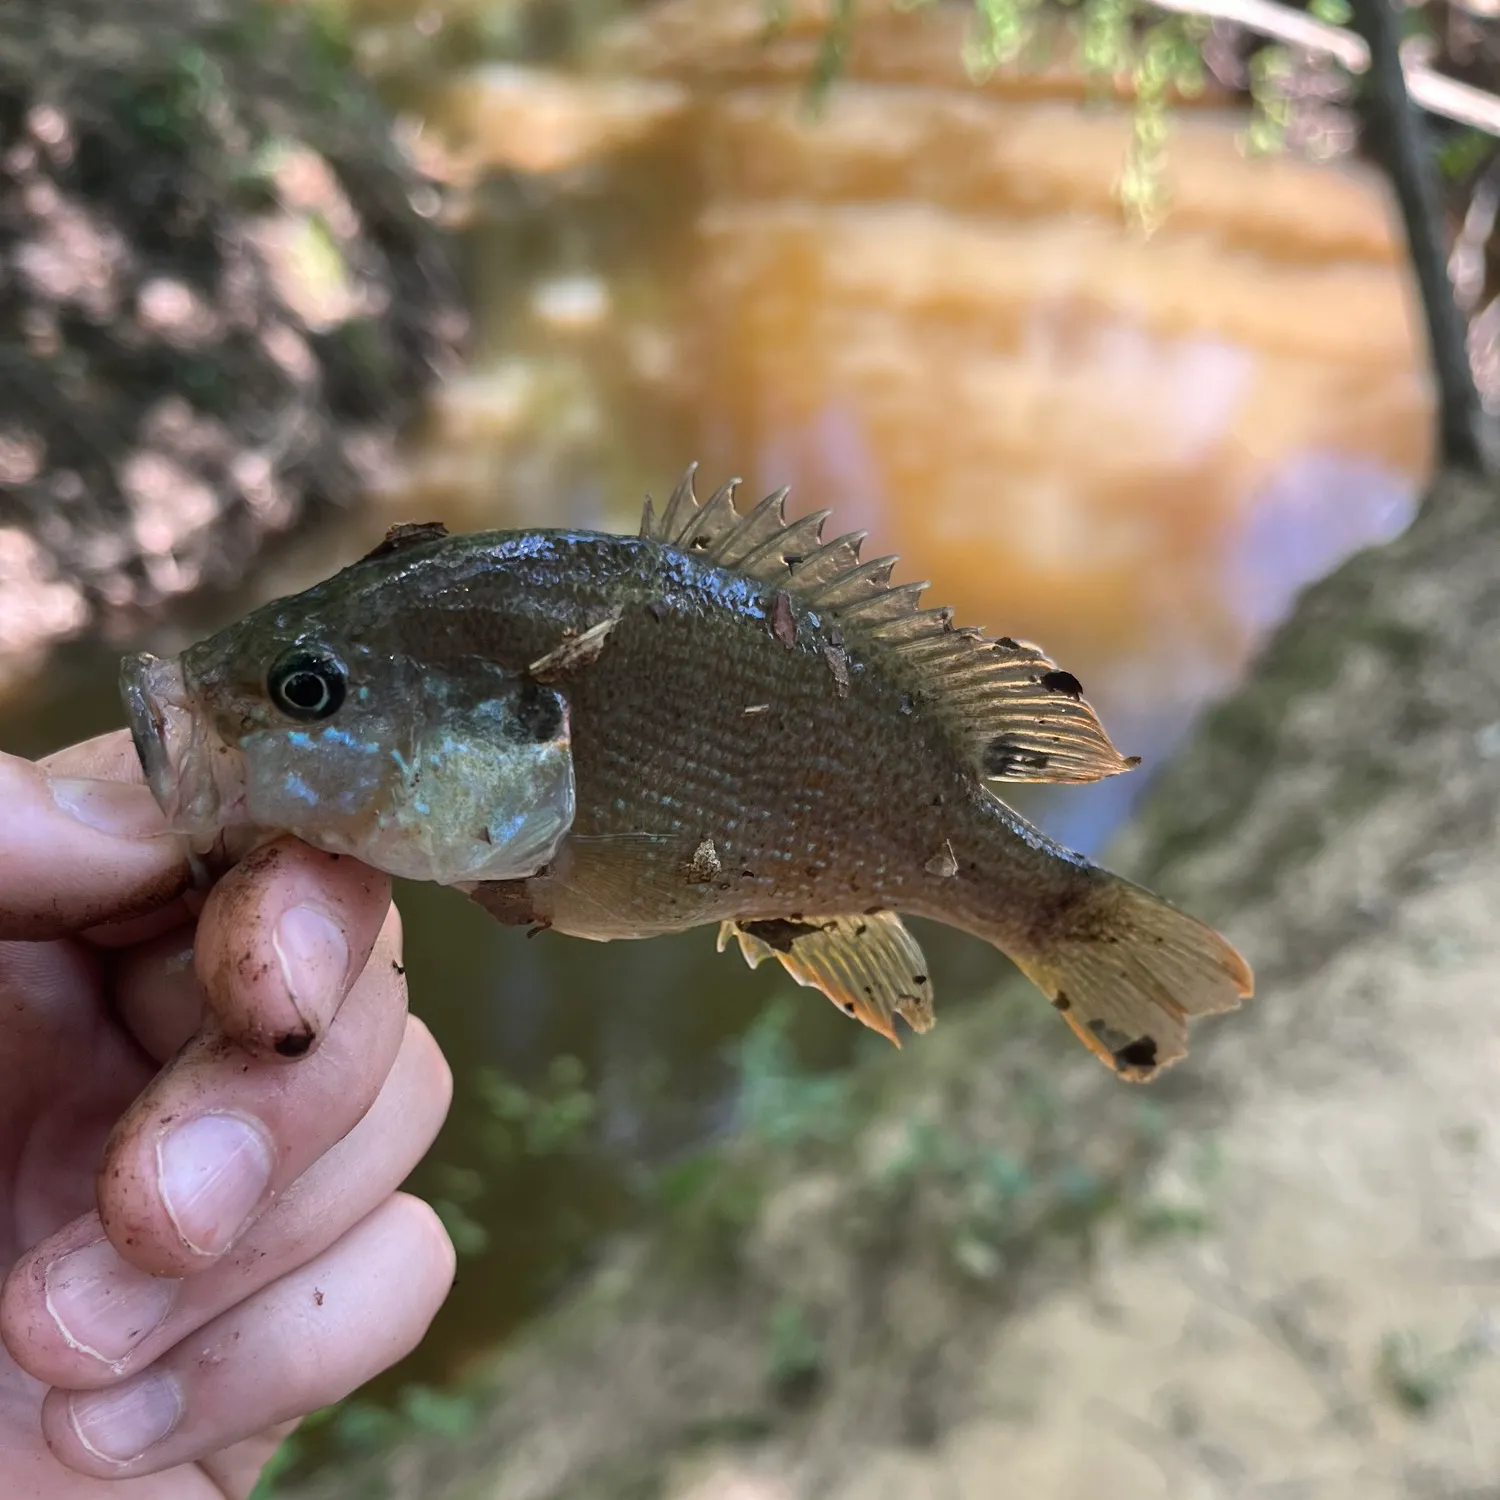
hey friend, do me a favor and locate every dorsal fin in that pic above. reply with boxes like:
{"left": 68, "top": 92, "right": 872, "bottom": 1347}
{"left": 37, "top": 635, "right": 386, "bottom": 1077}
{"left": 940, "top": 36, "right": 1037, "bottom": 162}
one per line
{"left": 360, "top": 520, "right": 450, "bottom": 563}
{"left": 640, "top": 466, "right": 1139, "bottom": 786}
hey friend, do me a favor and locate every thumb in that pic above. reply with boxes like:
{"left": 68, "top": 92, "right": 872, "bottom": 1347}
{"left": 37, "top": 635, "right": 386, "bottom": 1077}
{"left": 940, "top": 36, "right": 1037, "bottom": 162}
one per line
{"left": 0, "top": 736, "right": 191, "bottom": 941}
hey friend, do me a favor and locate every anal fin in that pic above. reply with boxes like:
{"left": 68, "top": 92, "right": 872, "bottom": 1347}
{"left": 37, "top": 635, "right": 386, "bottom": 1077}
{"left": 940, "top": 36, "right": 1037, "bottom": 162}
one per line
{"left": 718, "top": 912, "right": 935, "bottom": 1046}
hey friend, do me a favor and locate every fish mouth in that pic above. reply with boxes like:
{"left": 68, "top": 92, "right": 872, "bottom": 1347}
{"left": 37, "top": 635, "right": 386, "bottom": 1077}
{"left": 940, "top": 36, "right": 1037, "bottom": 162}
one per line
{"left": 120, "top": 652, "right": 239, "bottom": 842}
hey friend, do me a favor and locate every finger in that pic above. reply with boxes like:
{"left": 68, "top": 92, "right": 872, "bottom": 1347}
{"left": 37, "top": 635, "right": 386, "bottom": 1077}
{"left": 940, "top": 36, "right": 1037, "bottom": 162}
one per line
{"left": 96, "top": 907, "right": 409, "bottom": 1278}
{"left": 38, "top": 730, "right": 205, "bottom": 946}
{"left": 110, "top": 925, "right": 204, "bottom": 1064}
{"left": 0, "top": 940, "right": 151, "bottom": 1256}
{"left": 3, "top": 1017, "right": 451, "bottom": 1390}
{"left": 200, "top": 1418, "right": 301, "bottom": 1500}
{"left": 0, "top": 752, "right": 190, "bottom": 941}
{"left": 41, "top": 1194, "right": 456, "bottom": 1478}
{"left": 195, "top": 837, "right": 392, "bottom": 1060}
{"left": 41, "top": 729, "right": 148, "bottom": 782}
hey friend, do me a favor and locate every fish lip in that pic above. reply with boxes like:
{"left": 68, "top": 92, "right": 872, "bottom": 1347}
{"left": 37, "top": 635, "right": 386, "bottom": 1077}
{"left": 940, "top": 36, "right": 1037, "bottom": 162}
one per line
{"left": 121, "top": 652, "right": 177, "bottom": 809}
{"left": 119, "top": 651, "right": 235, "bottom": 839}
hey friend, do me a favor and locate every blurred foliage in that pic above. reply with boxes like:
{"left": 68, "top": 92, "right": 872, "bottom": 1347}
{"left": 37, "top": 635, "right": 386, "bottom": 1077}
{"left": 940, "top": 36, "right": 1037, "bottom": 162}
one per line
{"left": 477, "top": 1053, "right": 599, "bottom": 1158}
{"left": 882, "top": 0, "right": 1209, "bottom": 224}
{"left": 258, "top": 972, "right": 1194, "bottom": 1494}
{"left": 734, "top": 997, "right": 854, "bottom": 1147}
{"left": 1378, "top": 1319, "right": 1496, "bottom": 1416}
{"left": 765, "top": 1296, "right": 826, "bottom": 1400}
{"left": 250, "top": 1382, "right": 485, "bottom": 1499}
{"left": 427, "top": 1054, "right": 598, "bottom": 1257}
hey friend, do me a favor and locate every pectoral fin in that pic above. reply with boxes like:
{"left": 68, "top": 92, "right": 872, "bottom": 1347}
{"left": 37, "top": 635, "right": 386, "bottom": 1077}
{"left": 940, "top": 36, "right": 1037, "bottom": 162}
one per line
{"left": 717, "top": 912, "right": 935, "bottom": 1046}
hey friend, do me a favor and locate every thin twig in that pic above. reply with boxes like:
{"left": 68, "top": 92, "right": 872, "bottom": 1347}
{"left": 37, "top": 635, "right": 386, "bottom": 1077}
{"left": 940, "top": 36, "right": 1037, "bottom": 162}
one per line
{"left": 1148, "top": 0, "right": 1500, "bottom": 137}
{"left": 1149, "top": 0, "right": 1368, "bottom": 67}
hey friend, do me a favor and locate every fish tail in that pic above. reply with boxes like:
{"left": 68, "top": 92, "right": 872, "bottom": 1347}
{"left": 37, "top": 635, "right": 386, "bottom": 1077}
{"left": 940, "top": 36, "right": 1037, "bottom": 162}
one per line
{"left": 996, "top": 870, "right": 1253, "bottom": 1082}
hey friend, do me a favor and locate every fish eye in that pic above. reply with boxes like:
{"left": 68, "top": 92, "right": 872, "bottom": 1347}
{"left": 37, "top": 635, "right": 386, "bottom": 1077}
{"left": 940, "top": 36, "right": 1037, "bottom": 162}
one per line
{"left": 268, "top": 647, "right": 347, "bottom": 721}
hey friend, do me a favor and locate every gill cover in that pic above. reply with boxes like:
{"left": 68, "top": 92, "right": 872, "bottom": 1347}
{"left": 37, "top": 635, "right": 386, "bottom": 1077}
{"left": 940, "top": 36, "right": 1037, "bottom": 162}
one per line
{"left": 123, "top": 648, "right": 576, "bottom": 887}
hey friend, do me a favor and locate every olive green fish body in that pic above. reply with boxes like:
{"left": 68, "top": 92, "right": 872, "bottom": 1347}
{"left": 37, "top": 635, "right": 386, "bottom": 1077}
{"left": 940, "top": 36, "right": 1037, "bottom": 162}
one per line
{"left": 312, "top": 530, "right": 1097, "bottom": 950}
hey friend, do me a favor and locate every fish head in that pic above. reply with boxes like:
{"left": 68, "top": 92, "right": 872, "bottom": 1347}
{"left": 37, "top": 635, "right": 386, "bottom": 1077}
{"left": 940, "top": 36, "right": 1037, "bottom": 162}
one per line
{"left": 121, "top": 610, "right": 576, "bottom": 886}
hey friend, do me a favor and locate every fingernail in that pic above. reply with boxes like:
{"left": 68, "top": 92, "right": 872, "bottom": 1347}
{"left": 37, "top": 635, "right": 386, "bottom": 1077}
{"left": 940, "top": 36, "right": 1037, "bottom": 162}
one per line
{"left": 45, "top": 1240, "right": 178, "bottom": 1367}
{"left": 69, "top": 1371, "right": 181, "bottom": 1464}
{"left": 272, "top": 904, "right": 349, "bottom": 1035}
{"left": 157, "top": 1112, "right": 274, "bottom": 1258}
{"left": 50, "top": 778, "right": 165, "bottom": 840}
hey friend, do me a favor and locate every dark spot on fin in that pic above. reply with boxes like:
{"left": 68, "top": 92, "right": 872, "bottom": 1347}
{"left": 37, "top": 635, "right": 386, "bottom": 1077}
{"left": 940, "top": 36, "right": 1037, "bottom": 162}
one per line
{"left": 1113, "top": 1036, "right": 1159, "bottom": 1075}
{"left": 1010, "top": 874, "right": 1253, "bottom": 1083}
{"left": 738, "top": 917, "right": 824, "bottom": 953}
{"left": 1040, "top": 669, "right": 1084, "bottom": 699}
{"left": 984, "top": 736, "right": 1051, "bottom": 777}
{"left": 360, "top": 520, "right": 449, "bottom": 562}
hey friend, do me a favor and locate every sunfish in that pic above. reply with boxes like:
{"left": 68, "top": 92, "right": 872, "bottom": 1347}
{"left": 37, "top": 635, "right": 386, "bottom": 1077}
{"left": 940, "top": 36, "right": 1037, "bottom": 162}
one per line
{"left": 121, "top": 468, "right": 1252, "bottom": 1080}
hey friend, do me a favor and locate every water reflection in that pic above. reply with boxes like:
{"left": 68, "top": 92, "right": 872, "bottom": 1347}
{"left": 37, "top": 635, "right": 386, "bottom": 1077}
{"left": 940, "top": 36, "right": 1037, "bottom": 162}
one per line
{"left": 0, "top": 0, "right": 1436, "bottom": 1395}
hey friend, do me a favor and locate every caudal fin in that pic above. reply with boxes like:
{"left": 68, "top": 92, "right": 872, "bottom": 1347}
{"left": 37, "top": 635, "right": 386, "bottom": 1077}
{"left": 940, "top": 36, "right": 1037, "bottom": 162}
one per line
{"left": 1009, "top": 876, "right": 1253, "bottom": 1082}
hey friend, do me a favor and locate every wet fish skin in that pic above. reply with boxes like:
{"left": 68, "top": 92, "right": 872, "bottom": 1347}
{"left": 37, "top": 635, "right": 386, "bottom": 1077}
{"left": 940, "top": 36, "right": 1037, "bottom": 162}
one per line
{"left": 120, "top": 476, "right": 1253, "bottom": 1081}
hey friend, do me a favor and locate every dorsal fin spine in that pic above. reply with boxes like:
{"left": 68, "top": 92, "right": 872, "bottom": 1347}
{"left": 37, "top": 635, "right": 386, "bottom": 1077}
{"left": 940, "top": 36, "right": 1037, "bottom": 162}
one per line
{"left": 803, "top": 556, "right": 903, "bottom": 608}
{"left": 716, "top": 487, "right": 792, "bottom": 569}
{"left": 657, "top": 463, "right": 702, "bottom": 542}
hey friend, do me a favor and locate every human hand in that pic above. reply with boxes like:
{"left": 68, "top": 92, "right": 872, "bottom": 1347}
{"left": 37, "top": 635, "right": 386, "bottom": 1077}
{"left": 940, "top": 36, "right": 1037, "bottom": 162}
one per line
{"left": 0, "top": 731, "right": 456, "bottom": 1497}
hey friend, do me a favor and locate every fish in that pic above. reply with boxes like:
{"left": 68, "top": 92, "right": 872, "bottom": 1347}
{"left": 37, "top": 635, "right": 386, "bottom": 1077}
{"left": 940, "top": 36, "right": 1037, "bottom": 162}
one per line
{"left": 120, "top": 467, "right": 1253, "bottom": 1081}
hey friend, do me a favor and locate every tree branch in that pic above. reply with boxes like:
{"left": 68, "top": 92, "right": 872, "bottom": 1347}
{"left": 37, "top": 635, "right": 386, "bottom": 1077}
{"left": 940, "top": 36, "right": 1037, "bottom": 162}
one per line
{"left": 1348, "top": 0, "right": 1488, "bottom": 474}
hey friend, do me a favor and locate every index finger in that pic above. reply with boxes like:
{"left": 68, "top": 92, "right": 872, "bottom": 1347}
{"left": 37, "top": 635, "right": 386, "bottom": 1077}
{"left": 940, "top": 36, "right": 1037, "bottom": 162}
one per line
{"left": 0, "top": 735, "right": 191, "bottom": 942}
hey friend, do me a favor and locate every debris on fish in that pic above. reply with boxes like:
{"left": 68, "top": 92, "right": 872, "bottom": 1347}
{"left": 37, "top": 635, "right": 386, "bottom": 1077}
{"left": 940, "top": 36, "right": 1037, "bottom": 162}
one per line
{"left": 529, "top": 609, "right": 624, "bottom": 683}
{"left": 120, "top": 466, "right": 1252, "bottom": 1081}
{"left": 684, "top": 838, "right": 722, "bottom": 884}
